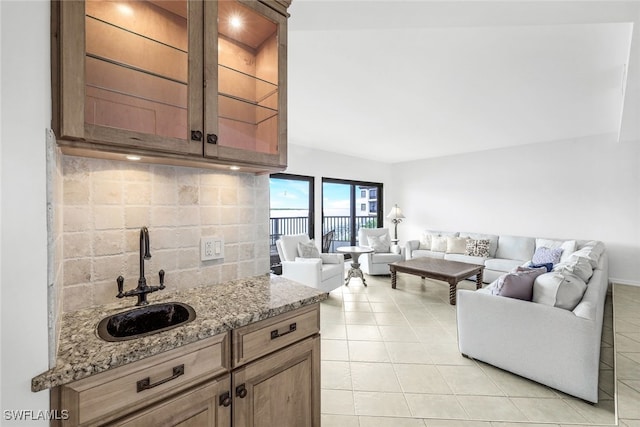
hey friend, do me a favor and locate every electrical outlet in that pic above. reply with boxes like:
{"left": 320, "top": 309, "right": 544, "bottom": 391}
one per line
{"left": 201, "top": 237, "right": 224, "bottom": 261}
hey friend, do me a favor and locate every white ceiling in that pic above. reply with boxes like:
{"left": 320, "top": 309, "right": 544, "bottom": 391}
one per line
{"left": 287, "top": 1, "right": 640, "bottom": 163}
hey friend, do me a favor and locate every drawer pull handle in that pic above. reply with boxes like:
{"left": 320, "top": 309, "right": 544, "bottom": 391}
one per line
{"left": 270, "top": 322, "right": 297, "bottom": 340}
{"left": 136, "top": 364, "right": 184, "bottom": 392}
{"left": 236, "top": 384, "right": 247, "bottom": 399}
{"left": 219, "top": 391, "right": 232, "bottom": 407}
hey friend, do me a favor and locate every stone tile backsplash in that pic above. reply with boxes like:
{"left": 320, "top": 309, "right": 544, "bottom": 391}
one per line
{"left": 60, "top": 156, "right": 270, "bottom": 312}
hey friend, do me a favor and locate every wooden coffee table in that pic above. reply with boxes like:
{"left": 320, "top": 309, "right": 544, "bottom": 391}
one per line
{"left": 389, "top": 257, "right": 484, "bottom": 305}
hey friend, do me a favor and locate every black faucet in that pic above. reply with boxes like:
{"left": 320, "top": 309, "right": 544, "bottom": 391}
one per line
{"left": 116, "top": 227, "right": 166, "bottom": 306}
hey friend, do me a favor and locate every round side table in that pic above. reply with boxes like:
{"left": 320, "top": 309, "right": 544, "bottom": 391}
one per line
{"left": 336, "top": 246, "right": 374, "bottom": 286}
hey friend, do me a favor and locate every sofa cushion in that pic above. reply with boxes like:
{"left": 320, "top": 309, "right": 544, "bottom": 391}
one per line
{"left": 535, "top": 238, "right": 577, "bottom": 263}
{"left": 533, "top": 272, "right": 587, "bottom": 310}
{"left": 370, "top": 252, "right": 403, "bottom": 264}
{"left": 460, "top": 232, "right": 499, "bottom": 257}
{"left": 568, "top": 246, "right": 602, "bottom": 269}
{"left": 490, "top": 266, "right": 546, "bottom": 301}
{"left": 579, "top": 240, "right": 605, "bottom": 257}
{"left": 367, "top": 233, "right": 391, "bottom": 253}
{"left": 532, "top": 246, "right": 563, "bottom": 265}
{"left": 446, "top": 237, "right": 468, "bottom": 254}
{"left": 465, "top": 239, "right": 491, "bottom": 257}
{"left": 298, "top": 240, "right": 321, "bottom": 258}
{"left": 445, "top": 253, "right": 488, "bottom": 265}
{"left": 496, "top": 235, "right": 535, "bottom": 261}
{"left": 412, "top": 249, "right": 446, "bottom": 259}
{"left": 485, "top": 258, "right": 525, "bottom": 273}
{"left": 553, "top": 256, "right": 594, "bottom": 282}
{"left": 430, "top": 236, "right": 448, "bottom": 252}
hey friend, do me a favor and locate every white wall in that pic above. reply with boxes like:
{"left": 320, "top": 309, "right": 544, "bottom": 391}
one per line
{"left": 1, "top": 0, "right": 51, "bottom": 424}
{"left": 285, "top": 144, "right": 395, "bottom": 240}
{"left": 392, "top": 133, "right": 640, "bottom": 284}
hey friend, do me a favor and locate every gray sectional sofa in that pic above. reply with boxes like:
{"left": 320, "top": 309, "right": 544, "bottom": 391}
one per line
{"left": 406, "top": 230, "right": 609, "bottom": 403}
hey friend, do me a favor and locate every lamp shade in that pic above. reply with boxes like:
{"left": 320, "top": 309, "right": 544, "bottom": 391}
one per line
{"left": 386, "top": 204, "right": 405, "bottom": 220}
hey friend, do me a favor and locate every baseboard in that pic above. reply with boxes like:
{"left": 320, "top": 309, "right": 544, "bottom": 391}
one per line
{"left": 609, "top": 278, "right": 640, "bottom": 287}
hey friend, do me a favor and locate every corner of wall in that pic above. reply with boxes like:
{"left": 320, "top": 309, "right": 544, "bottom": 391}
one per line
{"left": 46, "top": 128, "right": 64, "bottom": 368}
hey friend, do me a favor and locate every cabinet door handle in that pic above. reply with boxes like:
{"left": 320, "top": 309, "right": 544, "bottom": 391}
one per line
{"left": 235, "top": 384, "right": 247, "bottom": 399}
{"left": 136, "top": 364, "right": 184, "bottom": 392}
{"left": 206, "top": 133, "right": 218, "bottom": 144}
{"left": 191, "top": 130, "right": 203, "bottom": 141}
{"left": 270, "top": 322, "right": 297, "bottom": 340}
{"left": 219, "top": 391, "right": 232, "bottom": 407}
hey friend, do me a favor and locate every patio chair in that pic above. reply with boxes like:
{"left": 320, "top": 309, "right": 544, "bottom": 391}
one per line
{"left": 322, "top": 230, "right": 335, "bottom": 253}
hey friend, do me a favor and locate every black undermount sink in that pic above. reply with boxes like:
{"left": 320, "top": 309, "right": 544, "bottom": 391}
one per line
{"left": 97, "top": 302, "right": 196, "bottom": 342}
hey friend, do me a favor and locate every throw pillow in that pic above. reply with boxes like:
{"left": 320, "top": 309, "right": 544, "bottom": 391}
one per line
{"left": 465, "top": 239, "right": 490, "bottom": 257}
{"left": 528, "top": 262, "right": 554, "bottom": 272}
{"left": 446, "top": 237, "right": 468, "bottom": 254}
{"left": 419, "top": 232, "right": 434, "bottom": 250}
{"left": 491, "top": 266, "right": 546, "bottom": 301}
{"left": 430, "top": 236, "right": 448, "bottom": 252}
{"left": 297, "top": 240, "right": 320, "bottom": 258}
{"left": 535, "top": 238, "right": 577, "bottom": 263}
{"left": 532, "top": 246, "right": 563, "bottom": 265}
{"left": 367, "top": 234, "right": 391, "bottom": 253}
{"left": 533, "top": 272, "right": 587, "bottom": 310}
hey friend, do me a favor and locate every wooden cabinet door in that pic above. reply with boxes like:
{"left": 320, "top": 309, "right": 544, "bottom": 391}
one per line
{"left": 109, "top": 375, "right": 231, "bottom": 427}
{"left": 55, "top": 0, "right": 204, "bottom": 157}
{"left": 203, "top": 0, "right": 287, "bottom": 168}
{"left": 232, "top": 336, "right": 320, "bottom": 427}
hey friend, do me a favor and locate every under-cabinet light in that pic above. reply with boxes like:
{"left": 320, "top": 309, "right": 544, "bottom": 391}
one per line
{"left": 126, "top": 155, "right": 141, "bottom": 161}
{"left": 230, "top": 166, "right": 240, "bottom": 171}
{"left": 116, "top": 3, "right": 134, "bottom": 17}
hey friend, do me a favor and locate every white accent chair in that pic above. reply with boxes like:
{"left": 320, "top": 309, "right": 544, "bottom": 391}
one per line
{"left": 275, "top": 234, "right": 345, "bottom": 293}
{"left": 357, "top": 228, "right": 404, "bottom": 275}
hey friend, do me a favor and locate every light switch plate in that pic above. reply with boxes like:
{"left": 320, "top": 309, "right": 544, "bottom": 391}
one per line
{"left": 201, "top": 237, "right": 224, "bottom": 261}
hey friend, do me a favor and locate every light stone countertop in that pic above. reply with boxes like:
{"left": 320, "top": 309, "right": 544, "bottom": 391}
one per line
{"left": 31, "top": 274, "right": 327, "bottom": 392}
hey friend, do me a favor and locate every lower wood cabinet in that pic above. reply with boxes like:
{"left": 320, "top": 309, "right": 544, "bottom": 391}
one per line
{"left": 111, "top": 375, "right": 231, "bottom": 427}
{"left": 53, "top": 304, "right": 320, "bottom": 427}
{"left": 232, "top": 336, "right": 320, "bottom": 427}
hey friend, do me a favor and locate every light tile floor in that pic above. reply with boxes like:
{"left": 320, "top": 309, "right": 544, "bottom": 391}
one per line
{"left": 320, "top": 273, "right": 616, "bottom": 427}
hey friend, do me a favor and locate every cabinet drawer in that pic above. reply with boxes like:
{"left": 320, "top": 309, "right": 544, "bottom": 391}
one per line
{"left": 60, "top": 333, "right": 229, "bottom": 426}
{"left": 232, "top": 304, "right": 320, "bottom": 367}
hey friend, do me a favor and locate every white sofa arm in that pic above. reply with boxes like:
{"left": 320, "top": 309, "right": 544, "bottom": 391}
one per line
{"left": 457, "top": 289, "right": 601, "bottom": 402}
{"left": 281, "top": 259, "right": 322, "bottom": 286}
{"left": 405, "top": 240, "right": 420, "bottom": 259}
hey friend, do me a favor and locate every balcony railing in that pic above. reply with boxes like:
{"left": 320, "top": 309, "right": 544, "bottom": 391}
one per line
{"left": 269, "top": 215, "right": 378, "bottom": 265}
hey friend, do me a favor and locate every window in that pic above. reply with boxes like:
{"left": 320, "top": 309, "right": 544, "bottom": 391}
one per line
{"left": 361, "top": 189, "right": 366, "bottom": 198}
{"left": 370, "top": 189, "right": 377, "bottom": 199}
{"left": 369, "top": 201, "right": 377, "bottom": 213}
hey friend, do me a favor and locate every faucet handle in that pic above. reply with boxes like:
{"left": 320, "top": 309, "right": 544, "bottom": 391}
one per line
{"left": 158, "top": 270, "right": 165, "bottom": 290}
{"left": 116, "top": 276, "right": 125, "bottom": 298}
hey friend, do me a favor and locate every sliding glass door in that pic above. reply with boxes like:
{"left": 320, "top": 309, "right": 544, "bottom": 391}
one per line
{"left": 322, "top": 178, "right": 383, "bottom": 251}
{"left": 269, "top": 173, "right": 314, "bottom": 266}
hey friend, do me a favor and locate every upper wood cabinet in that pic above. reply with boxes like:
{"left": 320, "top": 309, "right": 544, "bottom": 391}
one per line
{"left": 52, "top": 0, "right": 289, "bottom": 171}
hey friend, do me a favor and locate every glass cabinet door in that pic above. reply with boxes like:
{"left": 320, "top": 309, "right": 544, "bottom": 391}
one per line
{"left": 204, "top": 0, "right": 286, "bottom": 166}
{"left": 82, "top": 0, "right": 203, "bottom": 155}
